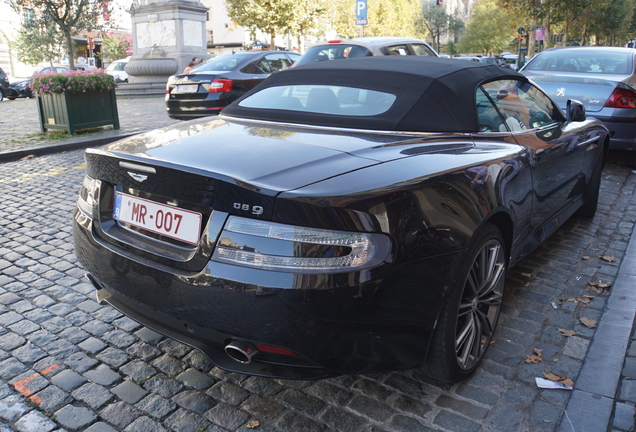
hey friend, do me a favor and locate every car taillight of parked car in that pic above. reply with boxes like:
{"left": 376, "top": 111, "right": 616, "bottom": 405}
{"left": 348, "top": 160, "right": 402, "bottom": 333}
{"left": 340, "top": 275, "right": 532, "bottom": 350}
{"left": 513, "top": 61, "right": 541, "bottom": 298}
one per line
{"left": 604, "top": 86, "right": 636, "bottom": 108}
{"left": 209, "top": 79, "right": 233, "bottom": 93}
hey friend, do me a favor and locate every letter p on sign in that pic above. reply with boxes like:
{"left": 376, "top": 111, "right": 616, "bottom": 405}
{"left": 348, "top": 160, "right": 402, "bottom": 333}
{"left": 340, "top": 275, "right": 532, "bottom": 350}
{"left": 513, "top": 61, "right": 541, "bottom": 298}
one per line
{"left": 356, "top": 0, "right": 367, "bottom": 18}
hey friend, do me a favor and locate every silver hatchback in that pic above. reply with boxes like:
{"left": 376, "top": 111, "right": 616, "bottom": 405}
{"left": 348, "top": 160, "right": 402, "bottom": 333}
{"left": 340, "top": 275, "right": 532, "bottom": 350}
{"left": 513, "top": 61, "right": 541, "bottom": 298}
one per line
{"left": 294, "top": 37, "right": 438, "bottom": 67}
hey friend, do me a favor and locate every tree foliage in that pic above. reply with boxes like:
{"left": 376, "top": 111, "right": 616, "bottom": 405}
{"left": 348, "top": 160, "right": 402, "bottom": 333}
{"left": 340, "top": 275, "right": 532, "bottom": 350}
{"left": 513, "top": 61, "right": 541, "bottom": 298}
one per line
{"left": 225, "top": 0, "right": 296, "bottom": 48}
{"left": 326, "top": 0, "right": 423, "bottom": 38}
{"left": 460, "top": 0, "right": 517, "bottom": 54}
{"left": 418, "top": 1, "right": 464, "bottom": 53}
{"left": 11, "top": 11, "right": 63, "bottom": 66}
{"left": 99, "top": 34, "right": 131, "bottom": 62}
{"left": 496, "top": 0, "right": 636, "bottom": 49}
{"left": 225, "top": 0, "right": 425, "bottom": 45}
{"left": 8, "top": 0, "right": 103, "bottom": 70}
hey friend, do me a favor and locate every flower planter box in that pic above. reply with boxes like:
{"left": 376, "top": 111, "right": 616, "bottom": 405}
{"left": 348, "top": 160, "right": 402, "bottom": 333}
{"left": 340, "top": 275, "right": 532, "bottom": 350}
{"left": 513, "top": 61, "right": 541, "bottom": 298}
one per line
{"left": 36, "top": 88, "right": 120, "bottom": 135}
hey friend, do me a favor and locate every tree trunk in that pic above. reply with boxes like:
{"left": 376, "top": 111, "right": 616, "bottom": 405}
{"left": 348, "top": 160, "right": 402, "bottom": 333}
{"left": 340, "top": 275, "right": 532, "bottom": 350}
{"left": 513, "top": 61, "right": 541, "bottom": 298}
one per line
{"left": 270, "top": 33, "right": 276, "bottom": 50}
{"left": 563, "top": 19, "right": 569, "bottom": 47}
{"left": 65, "top": 31, "right": 75, "bottom": 70}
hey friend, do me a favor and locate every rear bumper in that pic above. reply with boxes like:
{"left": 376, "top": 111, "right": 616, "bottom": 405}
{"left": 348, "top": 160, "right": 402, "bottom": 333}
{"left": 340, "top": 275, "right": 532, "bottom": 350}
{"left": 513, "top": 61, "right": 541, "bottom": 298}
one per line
{"left": 587, "top": 111, "right": 636, "bottom": 151}
{"left": 73, "top": 205, "right": 455, "bottom": 378}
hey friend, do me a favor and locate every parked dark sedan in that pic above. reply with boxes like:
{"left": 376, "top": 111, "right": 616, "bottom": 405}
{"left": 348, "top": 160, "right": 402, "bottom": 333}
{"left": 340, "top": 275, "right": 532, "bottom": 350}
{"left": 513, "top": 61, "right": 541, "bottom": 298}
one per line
{"left": 165, "top": 50, "right": 300, "bottom": 119}
{"left": 8, "top": 66, "right": 70, "bottom": 99}
{"left": 74, "top": 57, "right": 608, "bottom": 383}
{"left": 521, "top": 46, "right": 636, "bottom": 167}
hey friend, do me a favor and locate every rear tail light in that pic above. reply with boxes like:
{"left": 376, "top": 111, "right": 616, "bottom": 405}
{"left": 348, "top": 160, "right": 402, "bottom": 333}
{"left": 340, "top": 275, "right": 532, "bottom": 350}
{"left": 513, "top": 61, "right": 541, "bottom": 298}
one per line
{"left": 212, "top": 216, "right": 392, "bottom": 273}
{"left": 604, "top": 86, "right": 636, "bottom": 108}
{"left": 209, "top": 79, "right": 233, "bottom": 93}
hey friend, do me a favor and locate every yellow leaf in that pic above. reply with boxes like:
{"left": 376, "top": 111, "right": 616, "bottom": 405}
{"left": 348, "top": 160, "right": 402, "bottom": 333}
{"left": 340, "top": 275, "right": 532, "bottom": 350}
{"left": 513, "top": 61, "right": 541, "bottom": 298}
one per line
{"left": 598, "top": 255, "right": 615, "bottom": 262}
{"left": 579, "top": 317, "right": 597, "bottom": 328}
{"left": 557, "top": 328, "right": 575, "bottom": 337}
{"left": 582, "top": 256, "right": 590, "bottom": 260}
{"left": 246, "top": 420, "right": 260, "bottom": 429}
{"left": 525, "top": 348, "right": 543, "bottom": 364}
{"left": 543, "top": 371, "right": 574, "bottom": 387}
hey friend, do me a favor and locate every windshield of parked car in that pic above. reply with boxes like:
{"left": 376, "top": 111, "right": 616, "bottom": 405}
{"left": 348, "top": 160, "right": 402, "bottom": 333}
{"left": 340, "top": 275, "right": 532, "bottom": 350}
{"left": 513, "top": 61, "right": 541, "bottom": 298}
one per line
{"left": 238, "top": 84, "right": 397, "bottom": 116}
{"left": 192, "top": 54, "right": 248, "bottom": 72}
{"left": 107, "top": 62, "right": 126, "bottom": 72}
{"left": 295, "top": 44, "right": 372, "bottom": 66}
{"left": 524, "top": 50, "right": 632, "bottom": 74}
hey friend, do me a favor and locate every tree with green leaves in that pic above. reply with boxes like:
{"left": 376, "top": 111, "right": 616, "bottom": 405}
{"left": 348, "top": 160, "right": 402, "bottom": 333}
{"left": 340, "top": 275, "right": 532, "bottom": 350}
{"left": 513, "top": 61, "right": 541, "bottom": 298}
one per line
{"left": 286, "top": 0, "right": 328, "bottom": 51}
{"left": 326, "top": 0, "right": 423, "bottom": 39}
{"left": 419, "top": 0, "right": 464, "bottom": 53}
{"left": 99, "top": 34, "right": 131, "bottom": 63}
{"left": 8, "top": 0, "right": 103, "bottom": 70}
{"left": 11, "top": 11, "right": 63, "bottom": 66}
{"left": 459, "top": 0, "right": 517, "bottom": 54}
{"left": 225, "top": 0, "right": 296, "bottom": 48}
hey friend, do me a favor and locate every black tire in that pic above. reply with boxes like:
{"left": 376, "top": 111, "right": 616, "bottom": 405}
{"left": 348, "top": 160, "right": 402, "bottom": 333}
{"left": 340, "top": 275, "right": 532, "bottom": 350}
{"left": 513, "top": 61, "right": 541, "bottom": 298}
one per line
{"left": 576, "top": 151, "right": 605, "bottom": 218}
{"left": 0, "top": 89, "right": 4, "bottom": 101}
{"left": 8, "top": 97, "right": 16, "bottom": 100}
{"left": 422, "top": 223, "right": 506, "bottom": 383}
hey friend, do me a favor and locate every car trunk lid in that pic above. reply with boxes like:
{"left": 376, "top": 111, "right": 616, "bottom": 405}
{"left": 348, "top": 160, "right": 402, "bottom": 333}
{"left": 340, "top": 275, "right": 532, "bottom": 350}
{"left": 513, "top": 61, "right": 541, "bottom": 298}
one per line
{"left": 524, "top": 72, "right": 628, "bottom": 112}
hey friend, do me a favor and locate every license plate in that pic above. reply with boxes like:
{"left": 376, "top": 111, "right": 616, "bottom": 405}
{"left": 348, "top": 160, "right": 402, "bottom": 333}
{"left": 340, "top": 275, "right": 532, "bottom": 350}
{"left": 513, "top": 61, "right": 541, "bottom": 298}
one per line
{"left": 113, "top": 193, "right": 202, "bottom": 245}
{"left": 174, "top": 84, "right": 198, "bottom": 94}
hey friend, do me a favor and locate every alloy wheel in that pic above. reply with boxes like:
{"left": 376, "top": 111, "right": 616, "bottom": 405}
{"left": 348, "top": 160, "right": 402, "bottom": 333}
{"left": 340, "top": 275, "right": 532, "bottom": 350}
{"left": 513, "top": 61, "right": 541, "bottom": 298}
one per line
{"left": 455, "top": 239, "right": 505, "bottom": 370}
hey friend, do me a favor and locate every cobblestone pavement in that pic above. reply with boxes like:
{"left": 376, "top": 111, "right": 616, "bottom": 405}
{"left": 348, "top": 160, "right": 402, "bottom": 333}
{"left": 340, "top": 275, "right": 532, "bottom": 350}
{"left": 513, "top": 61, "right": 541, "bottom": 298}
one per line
{"left": 0, "top": 145, "right": 635, "bottom": 431}
{"left": 0, "top": 96, "right": 179, "bottom": 155}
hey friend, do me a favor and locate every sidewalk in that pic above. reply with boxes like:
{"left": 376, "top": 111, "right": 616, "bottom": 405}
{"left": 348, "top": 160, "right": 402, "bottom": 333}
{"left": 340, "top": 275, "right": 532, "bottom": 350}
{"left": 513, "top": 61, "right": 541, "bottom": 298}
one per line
{"left": 0, "top": 95, "right": 179, "bottom": 160}
{"left": 1, "top": 94, "right": 635, "bottom": 431}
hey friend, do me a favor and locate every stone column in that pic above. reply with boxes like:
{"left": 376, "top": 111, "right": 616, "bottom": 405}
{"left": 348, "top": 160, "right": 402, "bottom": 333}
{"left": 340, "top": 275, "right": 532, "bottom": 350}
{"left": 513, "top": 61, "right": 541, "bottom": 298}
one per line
{"left": 122, "top": 0, "right": 209, "bottom": 95}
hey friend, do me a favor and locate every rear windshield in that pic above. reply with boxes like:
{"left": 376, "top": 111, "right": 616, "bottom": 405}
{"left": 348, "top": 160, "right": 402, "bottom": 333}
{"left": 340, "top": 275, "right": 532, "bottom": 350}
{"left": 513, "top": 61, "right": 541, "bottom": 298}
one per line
{"left": 238, "top": 84, "right": 397, "bottom": 116}
{"left": 193, "top": 54, "right": 250, "bottom": 72}
{"left": 295, "top": 45, "right": 372, "bottom": 66}
{"left": 525, "top": 50, "right": 633, "bottom": 74}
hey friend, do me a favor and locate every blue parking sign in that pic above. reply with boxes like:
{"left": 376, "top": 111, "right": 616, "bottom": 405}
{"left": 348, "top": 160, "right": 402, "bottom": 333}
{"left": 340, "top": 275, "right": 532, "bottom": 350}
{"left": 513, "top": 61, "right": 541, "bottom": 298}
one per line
{"left": 356, "top": 0, "right": 367, "bottom": 19}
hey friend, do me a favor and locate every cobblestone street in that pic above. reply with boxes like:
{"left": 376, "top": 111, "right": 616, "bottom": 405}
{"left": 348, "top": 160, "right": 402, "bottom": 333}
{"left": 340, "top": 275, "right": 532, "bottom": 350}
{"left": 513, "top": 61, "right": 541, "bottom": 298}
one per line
{"left": 0, "top": 145, "right": 634, "bottom": 431}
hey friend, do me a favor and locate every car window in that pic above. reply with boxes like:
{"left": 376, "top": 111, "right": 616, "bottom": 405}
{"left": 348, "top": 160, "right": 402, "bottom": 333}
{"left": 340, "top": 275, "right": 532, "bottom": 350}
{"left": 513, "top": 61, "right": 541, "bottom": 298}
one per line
{"left": 411, "top": 44, "right": 437, "bottom": 56}
{"left": 195, "top": 54, "right": 244, "bottom": 72}
{"left": 238, "top": 84, "right": 397, "bottom": 116}
{"left": 300, "top": 45, "right": 372, "bottom": 63}
{"left": 475, "top": 88, "right": 506, "bottom": 132}
{"left": 385, "top": 45, "right": 410, "bottom": 56}
{"left": 479, "top": 80, "right": 560, "bottom": 131}
{"left": 256, "top": 53, "right": 295, "bottom": 74}
{"left": 525, "top": 50, "right": 632, "bottom": 74}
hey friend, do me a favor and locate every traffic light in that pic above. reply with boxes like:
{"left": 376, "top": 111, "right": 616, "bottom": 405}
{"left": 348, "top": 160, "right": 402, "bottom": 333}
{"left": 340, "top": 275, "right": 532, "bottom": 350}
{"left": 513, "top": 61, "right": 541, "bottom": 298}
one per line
{"left": 88, "top": 37, "right": 95, "bottom": 50}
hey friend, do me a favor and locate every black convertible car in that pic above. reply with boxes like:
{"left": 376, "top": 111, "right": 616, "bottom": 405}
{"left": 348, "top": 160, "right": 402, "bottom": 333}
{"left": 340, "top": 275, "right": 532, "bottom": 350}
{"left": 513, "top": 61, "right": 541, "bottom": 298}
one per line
{"left": 73, "top": 57, "right": 608, "bottom": 382}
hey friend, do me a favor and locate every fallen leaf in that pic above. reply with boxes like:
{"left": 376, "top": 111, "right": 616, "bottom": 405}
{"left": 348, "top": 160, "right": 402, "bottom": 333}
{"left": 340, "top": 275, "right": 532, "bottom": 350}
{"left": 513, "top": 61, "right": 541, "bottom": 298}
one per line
{"left": 582, "top": 256, "right": 590, "bottom": 260}
{"left": 586, "top": 281, "right": 612, "bottom": 295}
{"left": 598, "top": 255, "right": 615, "bottom": 262}
{"left": 246, "top": 420, "right": 260, "bottom": 429}
{"left": 543, "top": 419, "right": 552, "bottom": 423}
{"left": 20, "top": 154, "right": 36, "bottom": 160}
{"left": 543, "top": 371, "right": 574, "bottom": 387}
{"left": 525, "top": 348, "right": 544, "bottom": 364}
{"left": 520, "top": 272, "right": 535, "bottom": 278}
{"left": 580, "top": 317, "right": 597, "bottom": 328}
{"left": 557, "top": 328, "right": 575, "bottom": 337}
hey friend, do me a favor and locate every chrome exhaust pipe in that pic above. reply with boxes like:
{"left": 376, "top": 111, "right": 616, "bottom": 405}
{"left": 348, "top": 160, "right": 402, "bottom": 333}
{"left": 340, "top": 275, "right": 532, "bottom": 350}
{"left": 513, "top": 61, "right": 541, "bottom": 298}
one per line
{"left": 225, "top": 340, "right": 258, "bottom": 364}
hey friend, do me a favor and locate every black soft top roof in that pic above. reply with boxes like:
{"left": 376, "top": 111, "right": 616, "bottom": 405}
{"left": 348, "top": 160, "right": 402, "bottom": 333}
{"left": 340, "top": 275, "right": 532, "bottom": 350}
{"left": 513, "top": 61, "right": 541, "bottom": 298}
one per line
{"left": 222, "top": 56, "right": 527, "bottom": 133}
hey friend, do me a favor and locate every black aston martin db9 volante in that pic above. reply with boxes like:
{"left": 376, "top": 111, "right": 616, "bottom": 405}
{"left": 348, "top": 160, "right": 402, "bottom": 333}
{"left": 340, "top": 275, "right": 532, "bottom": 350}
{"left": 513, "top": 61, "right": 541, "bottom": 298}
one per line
{"left": 73, "top": 56, "right": 608, "bottom": 383}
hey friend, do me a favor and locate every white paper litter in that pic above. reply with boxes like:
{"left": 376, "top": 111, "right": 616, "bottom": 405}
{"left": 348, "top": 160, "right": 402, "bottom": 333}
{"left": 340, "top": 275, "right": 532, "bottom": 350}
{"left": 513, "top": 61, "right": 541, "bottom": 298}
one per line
{"left": 535, "top": 377, "right": 573, "bottom": 390}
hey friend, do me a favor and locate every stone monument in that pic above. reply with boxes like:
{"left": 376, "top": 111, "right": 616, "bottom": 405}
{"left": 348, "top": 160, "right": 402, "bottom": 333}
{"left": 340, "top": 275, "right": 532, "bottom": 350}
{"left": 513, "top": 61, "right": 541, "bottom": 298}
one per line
{"left": 122, "top": 0, "right": 209, "bottom": 95}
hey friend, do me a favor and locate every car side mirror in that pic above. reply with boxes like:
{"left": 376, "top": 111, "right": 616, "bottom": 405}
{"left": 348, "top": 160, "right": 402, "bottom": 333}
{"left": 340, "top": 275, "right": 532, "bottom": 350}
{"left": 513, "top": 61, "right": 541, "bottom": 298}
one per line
{"left": 567, "top": 99, "right": 586, "bottom": 122}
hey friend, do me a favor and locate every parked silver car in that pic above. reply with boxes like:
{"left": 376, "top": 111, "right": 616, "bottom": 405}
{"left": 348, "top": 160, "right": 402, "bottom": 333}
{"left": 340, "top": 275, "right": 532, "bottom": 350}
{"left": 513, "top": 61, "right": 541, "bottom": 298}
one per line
{"left": 521, "top": 46, "right": 636, "bottom": 167}
{"left": 294, "top": 37, "right": 438, "bottom": 67}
